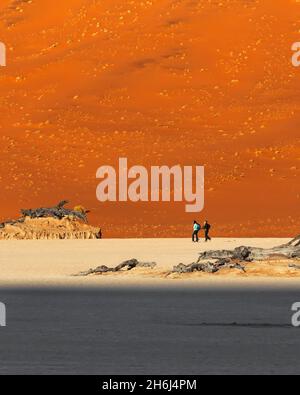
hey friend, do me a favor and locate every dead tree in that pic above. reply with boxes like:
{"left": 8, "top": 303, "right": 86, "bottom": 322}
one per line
{"left": 75, "top": 259, "right": 157, "bottom": 276}
{"left": 75, "top": 236, "right": 300, "bottom": 278}
{"left": 0, "top": 201, "right": 90, "bottom": 230}
{"left": 20, "top": 200, "right": 88, "bottom": 222}
{"left": 0, "top": 218, "right": 25, "bottom": 229}
{"left": 171, "top": 236, "right": 300, "bottom": 275}
{"left": 196, "top": 235, "right": 300, "bottom": 263}
{"left": 172, "top": 259, "right": 246, "bottom": 274}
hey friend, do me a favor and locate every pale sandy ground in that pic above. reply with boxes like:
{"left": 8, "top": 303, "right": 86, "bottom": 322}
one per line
{"left": 1, "top": 238, "right": 300, "bottom": 288}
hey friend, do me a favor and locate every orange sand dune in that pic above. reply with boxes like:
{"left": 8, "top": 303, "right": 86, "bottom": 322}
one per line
{"left": 0, "top": 0, "right": 299, "bottom": 237}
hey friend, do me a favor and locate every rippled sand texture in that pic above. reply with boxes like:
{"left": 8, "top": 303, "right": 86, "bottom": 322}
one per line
{"left": 0, "top": 0, "right": 299, "bottom": 237}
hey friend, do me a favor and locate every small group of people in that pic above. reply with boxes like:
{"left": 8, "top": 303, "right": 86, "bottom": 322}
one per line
{"left": 192, "top": 220, "right": 211, "bottom": 243}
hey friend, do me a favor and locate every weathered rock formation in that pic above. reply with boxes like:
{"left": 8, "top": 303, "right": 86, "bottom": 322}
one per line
{"left": 0, "top": 201, "right": 100, "bottom": 240}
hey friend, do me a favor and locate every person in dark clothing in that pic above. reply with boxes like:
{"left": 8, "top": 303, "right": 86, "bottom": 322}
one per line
{"left": 203, "top": 221, "right": 211, "bottom": 242}
{"left": 192, "top": 220, "right": 201, "bottom": 242}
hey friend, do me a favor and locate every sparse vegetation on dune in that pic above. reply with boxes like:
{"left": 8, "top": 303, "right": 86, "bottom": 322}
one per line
{"left": 0, "top": 0, "right": 299, "bottom": 237}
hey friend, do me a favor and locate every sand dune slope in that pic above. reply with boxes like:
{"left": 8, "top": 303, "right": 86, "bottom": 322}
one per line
{"left": 0, "top": 1, "right": 299, "bottom": 237}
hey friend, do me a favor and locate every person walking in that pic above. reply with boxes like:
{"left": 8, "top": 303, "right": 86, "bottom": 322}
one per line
{"left": 203, "top": 221, "right": 211, "bottom": 242}
{"left": 192, "top": 221, "right": 201, "bottom": 242}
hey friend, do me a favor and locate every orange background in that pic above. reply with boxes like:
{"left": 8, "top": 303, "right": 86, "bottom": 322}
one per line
{"left": 0, "top": 0, "right": 299, "bottom": 238}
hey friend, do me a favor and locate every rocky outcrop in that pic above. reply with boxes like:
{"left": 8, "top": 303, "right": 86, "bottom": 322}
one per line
{"left": 0, "top": 201, "right": 100, "bottom": 240}
{"left": 0, "top": 217, "right": 101, "bottom": 240}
